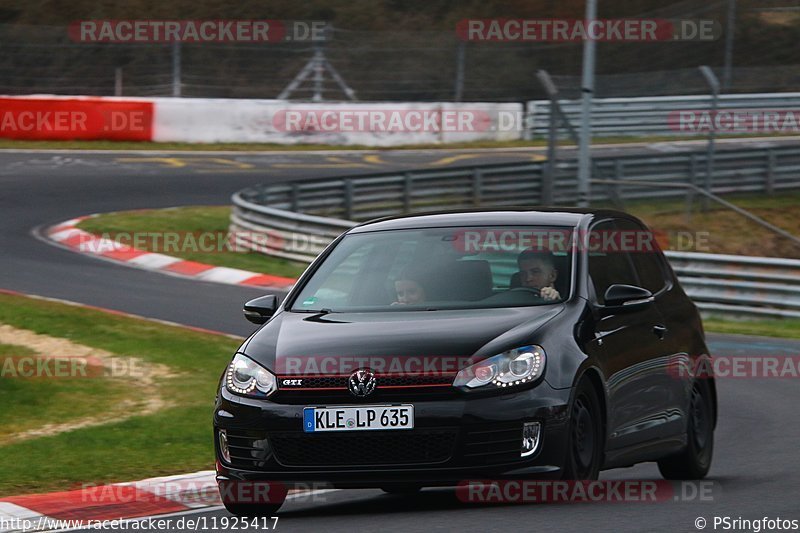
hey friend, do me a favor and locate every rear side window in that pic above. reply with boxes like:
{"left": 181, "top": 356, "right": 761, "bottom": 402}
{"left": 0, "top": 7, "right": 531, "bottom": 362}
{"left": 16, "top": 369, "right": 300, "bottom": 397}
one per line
{"left": 615, "top": 219, "right": 668, "bottom": 295}
{"left": 587, "top": 220, "right": 638, "bottom": 304}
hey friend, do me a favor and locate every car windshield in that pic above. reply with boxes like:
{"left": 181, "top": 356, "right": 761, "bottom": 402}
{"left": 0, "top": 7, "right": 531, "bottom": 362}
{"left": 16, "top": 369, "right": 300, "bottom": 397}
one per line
{"left": 290, "top": 226, "right": 574, "bottom": 312}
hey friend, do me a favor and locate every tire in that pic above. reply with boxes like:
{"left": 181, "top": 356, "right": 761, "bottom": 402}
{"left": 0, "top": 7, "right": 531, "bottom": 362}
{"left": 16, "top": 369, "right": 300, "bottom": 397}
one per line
{"left": 219, "top": 481, "right": 286, "bottom": 516}
{"left": 561, "top": 379, "right": 604, "bottom": 480}
{"left": 380, "top": 485, "right": 423, "bottom": 495}
{"left": 222, "top": 501, "right": 283, "bottom": 516}
{"left": 658, "top": 379, "right": 714, "bottom": 480}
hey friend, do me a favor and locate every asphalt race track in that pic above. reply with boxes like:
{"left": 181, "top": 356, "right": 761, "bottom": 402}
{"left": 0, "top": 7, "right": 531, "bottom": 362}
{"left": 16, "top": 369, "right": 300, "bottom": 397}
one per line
{"left": 2, "top": 142, "right": 800, "bottom": 532}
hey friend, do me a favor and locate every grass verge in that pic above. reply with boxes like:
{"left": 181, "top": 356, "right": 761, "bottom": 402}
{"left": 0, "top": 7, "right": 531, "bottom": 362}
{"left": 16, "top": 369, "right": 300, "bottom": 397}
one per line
{"left": 77, "top": 206, "right": 308, "bottom": 278}
{"left": 0, "top": 292, "right": 241, "bottom": 496}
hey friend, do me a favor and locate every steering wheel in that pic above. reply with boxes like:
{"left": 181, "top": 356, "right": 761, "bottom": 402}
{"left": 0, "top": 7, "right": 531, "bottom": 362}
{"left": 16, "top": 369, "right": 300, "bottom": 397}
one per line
{"left": 508, "top": 287, "right": 542, "bottom": 298}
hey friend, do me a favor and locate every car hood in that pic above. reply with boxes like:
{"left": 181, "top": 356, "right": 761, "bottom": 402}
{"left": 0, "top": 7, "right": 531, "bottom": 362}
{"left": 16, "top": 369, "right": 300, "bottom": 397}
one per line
{"left": 241, "top": 305, "right": 564, "bottom": 375}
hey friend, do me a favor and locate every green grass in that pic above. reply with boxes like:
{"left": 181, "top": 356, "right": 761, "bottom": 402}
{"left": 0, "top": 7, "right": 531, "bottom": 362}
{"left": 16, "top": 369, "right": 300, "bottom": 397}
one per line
{"left": 77, "top": 206, "right": 308, "bottom": 278}
{"left": 600, "top": 191, "right": 800, "bottom": 259}
{"left": 0, "top": 292, "right": 241, "bottom": 496}
{"left": 0, "top": 342, "right": 131, "bottom": 439}
{"left": 703, "top": 318, "right": 800, "bottom": 340}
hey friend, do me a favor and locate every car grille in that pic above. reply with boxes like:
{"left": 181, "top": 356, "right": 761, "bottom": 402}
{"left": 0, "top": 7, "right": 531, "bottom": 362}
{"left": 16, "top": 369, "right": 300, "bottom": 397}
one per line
{"left": 225, "top": 429, "right": 273, "bottom": 470}
{"left": 461, "top": 422, "right": 523, "bottom": 465}
{"left": 278, "top": 373, "right": 456, "bottom": 390}
{"left": 270, "top": 429, "right": 457, "bottom": 467}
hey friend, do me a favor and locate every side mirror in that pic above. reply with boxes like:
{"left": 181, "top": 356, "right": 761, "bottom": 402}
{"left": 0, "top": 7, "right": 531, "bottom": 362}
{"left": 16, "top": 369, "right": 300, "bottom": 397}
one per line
{"left": 601, "top": 284, "right": 653, "bottom": 312}
{"left": 243, "top": 295, "right": 278, "bottom": 324}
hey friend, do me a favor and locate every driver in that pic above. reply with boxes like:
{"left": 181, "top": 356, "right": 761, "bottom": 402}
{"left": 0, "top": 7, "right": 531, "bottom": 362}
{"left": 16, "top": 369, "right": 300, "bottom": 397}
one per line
{"left": 516, "top": 249, "right": 561, "bottom": 301}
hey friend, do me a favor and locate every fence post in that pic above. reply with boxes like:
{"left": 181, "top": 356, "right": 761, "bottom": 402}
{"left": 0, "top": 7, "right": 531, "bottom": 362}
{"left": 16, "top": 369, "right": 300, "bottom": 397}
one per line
{"left": 454, "top": 41, "right": 465, "bottom": 102}
{"left": 114, "top": 67, "right": 123, "bottom": 96}
{"left": 472, "top": 169, "right": 483, "bottom": 207}
{"left": 171, "top": 41, "right": 182, "bottom": 97}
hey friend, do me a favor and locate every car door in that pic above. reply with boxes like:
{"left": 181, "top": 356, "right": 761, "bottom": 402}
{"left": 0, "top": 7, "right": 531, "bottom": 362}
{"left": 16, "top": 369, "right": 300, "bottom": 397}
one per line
{"left": 585, "top": 219, "right": 678, "bottom": 451}
{"left": 618, "top": 218, "right": 690, "bottom": 441}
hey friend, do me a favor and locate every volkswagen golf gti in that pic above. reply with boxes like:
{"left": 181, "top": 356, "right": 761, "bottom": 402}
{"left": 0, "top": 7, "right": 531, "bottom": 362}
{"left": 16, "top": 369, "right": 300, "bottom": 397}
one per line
{"left": 213, "top": 208, "right": 717, "bottom": 515}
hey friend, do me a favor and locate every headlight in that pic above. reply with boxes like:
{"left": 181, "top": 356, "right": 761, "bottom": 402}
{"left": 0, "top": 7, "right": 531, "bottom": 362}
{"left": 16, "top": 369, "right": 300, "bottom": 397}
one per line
{"left": 225, "top": 353, "right": 277, "bottom": 398}
{"left": 453, "top": 346, "right": 545, "bottom": 390}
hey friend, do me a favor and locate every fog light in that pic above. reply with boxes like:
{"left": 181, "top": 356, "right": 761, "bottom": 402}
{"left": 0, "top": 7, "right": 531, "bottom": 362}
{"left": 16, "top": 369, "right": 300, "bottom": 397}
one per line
{"left": 521, "top": 421, "right": 541, "bottom": 457}
{"left": 218, "top": 429, "right": 231, "bottom": 463}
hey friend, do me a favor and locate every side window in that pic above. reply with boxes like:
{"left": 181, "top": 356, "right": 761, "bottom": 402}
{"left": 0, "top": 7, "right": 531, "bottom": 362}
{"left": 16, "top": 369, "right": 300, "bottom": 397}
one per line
{"left": 588, "top": 220, "right": 638, "bottom": 304}
{"left": 615, "top": 219, "right": 668, "bottom": 295}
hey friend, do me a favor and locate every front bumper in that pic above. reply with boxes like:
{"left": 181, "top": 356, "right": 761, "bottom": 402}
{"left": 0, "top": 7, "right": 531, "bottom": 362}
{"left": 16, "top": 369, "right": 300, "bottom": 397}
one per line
{"left": 213, "top": 381, "right": 571, "bottom": 489}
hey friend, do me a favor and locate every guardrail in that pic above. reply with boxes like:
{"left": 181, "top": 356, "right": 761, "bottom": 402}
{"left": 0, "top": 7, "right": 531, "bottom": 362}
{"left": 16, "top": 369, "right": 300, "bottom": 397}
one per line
{"left": 526, "top": 92, "right": 800, "bottom": 138}
{"left": 235, "top": 145, "right": 800, "bottom": 220}
{"left": 230, "top": 146, "right": 800, "bottom": 320}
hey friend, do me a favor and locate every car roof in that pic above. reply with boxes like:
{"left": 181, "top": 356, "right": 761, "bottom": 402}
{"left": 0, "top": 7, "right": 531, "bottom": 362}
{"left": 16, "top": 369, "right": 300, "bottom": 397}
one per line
{"left": 348, "top": 207, "right": 641, "bottom": 233}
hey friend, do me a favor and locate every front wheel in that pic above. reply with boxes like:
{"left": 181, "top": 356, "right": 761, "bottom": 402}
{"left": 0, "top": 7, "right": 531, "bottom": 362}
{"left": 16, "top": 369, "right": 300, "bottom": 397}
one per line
{"left": 658, "top": 380, "right": 714, "bottom": 480}
{"left": 561, "top": 379, "right": 604, "bottom": 480}
{"left": 219, "top": 481, "right": 287, "bottom": 516}
{"left": 222, "top": 502, "right": 283, "bottom": 517}
{"left": 380, "top": 484, "right": 423, "bottom": 495}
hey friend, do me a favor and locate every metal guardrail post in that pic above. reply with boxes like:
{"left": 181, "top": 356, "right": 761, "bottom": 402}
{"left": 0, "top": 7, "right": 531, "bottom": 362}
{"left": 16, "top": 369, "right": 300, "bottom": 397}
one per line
{"left": 344, "top": 179, "right": 354, "bottom": 220}
{"left": 472, "top": 169, "right": 483, "bottom": 207}
{"left": 766, "top": 149, "right": 775, "bottom": 194}
{"left": 290, "top": 183, "right": 299, "bottom": 212}
{"left": 403, "top": 173, "right": 413, "bottom": 214}
{"left": 686, "top": 153, "right": 698, "bottom": 223}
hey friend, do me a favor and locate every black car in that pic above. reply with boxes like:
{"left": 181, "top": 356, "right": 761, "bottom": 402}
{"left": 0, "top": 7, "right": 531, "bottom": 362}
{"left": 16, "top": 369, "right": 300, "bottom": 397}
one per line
{"left": 213, "top": 209, "right": 716, "bottom": 515}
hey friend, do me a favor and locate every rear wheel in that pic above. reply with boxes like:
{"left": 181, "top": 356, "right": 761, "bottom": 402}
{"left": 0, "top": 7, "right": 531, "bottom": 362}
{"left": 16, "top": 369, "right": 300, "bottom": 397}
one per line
{"left": 658, "top": 380, "right": 714, "bottom": 480}
{"left": 561, "top": 379, "right": 604, "bottom": 480}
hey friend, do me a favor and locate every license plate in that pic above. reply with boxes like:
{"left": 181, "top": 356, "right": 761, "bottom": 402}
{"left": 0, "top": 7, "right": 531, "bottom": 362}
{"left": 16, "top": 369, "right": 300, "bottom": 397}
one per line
{"left": 303, "top": 405, "right": 414, "bottom": 432}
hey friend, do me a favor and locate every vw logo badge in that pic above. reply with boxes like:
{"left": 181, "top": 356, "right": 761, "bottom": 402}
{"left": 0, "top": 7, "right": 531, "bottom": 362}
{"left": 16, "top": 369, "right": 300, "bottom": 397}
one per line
{"left": 348, "top": 368, "right": 376, "bottom": 398}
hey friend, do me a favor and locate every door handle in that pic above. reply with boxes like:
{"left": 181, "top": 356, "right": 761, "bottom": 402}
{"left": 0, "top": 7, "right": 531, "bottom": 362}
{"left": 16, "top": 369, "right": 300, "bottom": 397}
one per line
{"left": 653, "top": 324, "right": 668, "bottom": 340}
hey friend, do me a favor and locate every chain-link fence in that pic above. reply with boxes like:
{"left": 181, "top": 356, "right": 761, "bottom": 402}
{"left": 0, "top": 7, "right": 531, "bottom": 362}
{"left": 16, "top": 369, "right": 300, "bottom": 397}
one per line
{"left": 1, "top": 1, "right": 799, "bottom": 101}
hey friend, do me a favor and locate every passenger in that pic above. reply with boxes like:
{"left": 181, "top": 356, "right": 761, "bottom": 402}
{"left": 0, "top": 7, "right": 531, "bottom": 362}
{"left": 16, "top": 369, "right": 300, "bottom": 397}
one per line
{"left": 517, "top": 249, "right": 561, "bottom": 301}
{"left": 392, "top": 269, "right": 428, "bottom": 305}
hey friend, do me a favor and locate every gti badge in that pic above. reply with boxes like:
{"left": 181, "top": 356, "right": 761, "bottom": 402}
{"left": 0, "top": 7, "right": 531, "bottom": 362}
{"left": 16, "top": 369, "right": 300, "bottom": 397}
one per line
{"left": 281, "top": 379, "right": 303, "bottom": 386}
{"left": 348, "top": 368, "right": 376, "bottom": 398}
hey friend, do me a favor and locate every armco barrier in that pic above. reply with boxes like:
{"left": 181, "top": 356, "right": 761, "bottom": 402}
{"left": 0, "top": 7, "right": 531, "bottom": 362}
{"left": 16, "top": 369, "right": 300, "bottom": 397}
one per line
{"left": 231, "top": 150, "right": 800, "bottom": 319}
{"left": 527, "top": 92, "right": 800, "bottom": 138}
